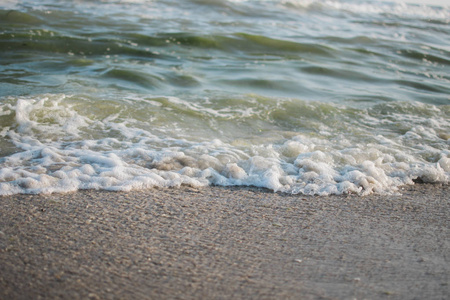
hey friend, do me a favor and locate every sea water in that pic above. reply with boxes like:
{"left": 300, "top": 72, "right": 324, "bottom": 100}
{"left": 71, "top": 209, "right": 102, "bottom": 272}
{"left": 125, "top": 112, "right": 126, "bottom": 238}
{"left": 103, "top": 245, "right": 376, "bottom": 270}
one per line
{"left": 0, "top": 0, "right": 449, "bottom": 195}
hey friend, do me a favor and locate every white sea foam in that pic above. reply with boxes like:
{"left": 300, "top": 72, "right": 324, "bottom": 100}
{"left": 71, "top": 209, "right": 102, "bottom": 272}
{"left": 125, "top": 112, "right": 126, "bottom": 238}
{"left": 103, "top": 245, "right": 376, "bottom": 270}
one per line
{"left": 0, "top": 94, "right": 448, "bottom": 195}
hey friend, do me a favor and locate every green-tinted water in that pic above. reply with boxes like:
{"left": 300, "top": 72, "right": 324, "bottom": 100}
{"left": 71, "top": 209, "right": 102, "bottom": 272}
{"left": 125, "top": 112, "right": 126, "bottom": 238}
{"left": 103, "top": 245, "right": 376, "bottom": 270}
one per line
{"left": 0, "top": 0, "right": 449, "bottom": 195}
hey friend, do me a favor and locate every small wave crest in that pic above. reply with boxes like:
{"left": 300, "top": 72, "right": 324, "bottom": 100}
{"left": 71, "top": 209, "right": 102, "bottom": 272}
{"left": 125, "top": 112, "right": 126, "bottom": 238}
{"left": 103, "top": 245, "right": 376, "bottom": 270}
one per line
{"left": 278, "top": 0, "right": 449, "bottom": 19}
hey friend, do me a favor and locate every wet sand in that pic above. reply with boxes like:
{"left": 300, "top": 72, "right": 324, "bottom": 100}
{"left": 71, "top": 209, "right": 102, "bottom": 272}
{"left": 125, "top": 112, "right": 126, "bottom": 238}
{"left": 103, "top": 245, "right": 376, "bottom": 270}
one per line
{"left": 1, "top": 184, "right": 449, "bottom": 299}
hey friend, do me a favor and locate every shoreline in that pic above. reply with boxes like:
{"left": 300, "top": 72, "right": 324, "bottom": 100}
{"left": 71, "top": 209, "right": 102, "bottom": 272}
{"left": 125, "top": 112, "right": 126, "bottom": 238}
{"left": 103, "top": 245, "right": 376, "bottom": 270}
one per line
{"left": 1, "top": 183, "right": 449, "bottom": 299}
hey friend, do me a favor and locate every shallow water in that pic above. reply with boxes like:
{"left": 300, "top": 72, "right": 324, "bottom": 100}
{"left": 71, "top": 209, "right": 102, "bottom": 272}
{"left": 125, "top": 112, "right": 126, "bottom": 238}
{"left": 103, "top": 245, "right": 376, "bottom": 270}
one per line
{"left": 0, "top": 0, "right": 449, "bottom": 195}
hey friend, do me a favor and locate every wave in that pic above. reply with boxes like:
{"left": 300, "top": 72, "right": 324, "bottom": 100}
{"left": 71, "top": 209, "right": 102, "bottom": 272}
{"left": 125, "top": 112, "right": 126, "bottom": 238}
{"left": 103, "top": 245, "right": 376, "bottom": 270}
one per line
{"left": 0, "top": 93, "right": 448, "bottom": 195}
{"left": 278, "top": 0, "right": 449, "bottom": 19}
{"left": 1, "top": 0, "right": 449, "bottom": 195}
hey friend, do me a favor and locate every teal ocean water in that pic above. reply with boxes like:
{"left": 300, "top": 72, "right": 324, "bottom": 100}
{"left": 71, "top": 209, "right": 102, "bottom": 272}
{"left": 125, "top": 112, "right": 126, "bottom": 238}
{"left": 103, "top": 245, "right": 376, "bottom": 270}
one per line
{"left": 0, "top": 0, "right": 449, "bottom": 195}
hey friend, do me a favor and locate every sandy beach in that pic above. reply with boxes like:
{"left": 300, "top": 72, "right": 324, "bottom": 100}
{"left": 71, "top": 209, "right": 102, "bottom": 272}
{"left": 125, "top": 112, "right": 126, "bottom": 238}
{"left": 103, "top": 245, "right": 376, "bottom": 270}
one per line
{"left": 1, "top": 183, "right": 449, "bottom": 299}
